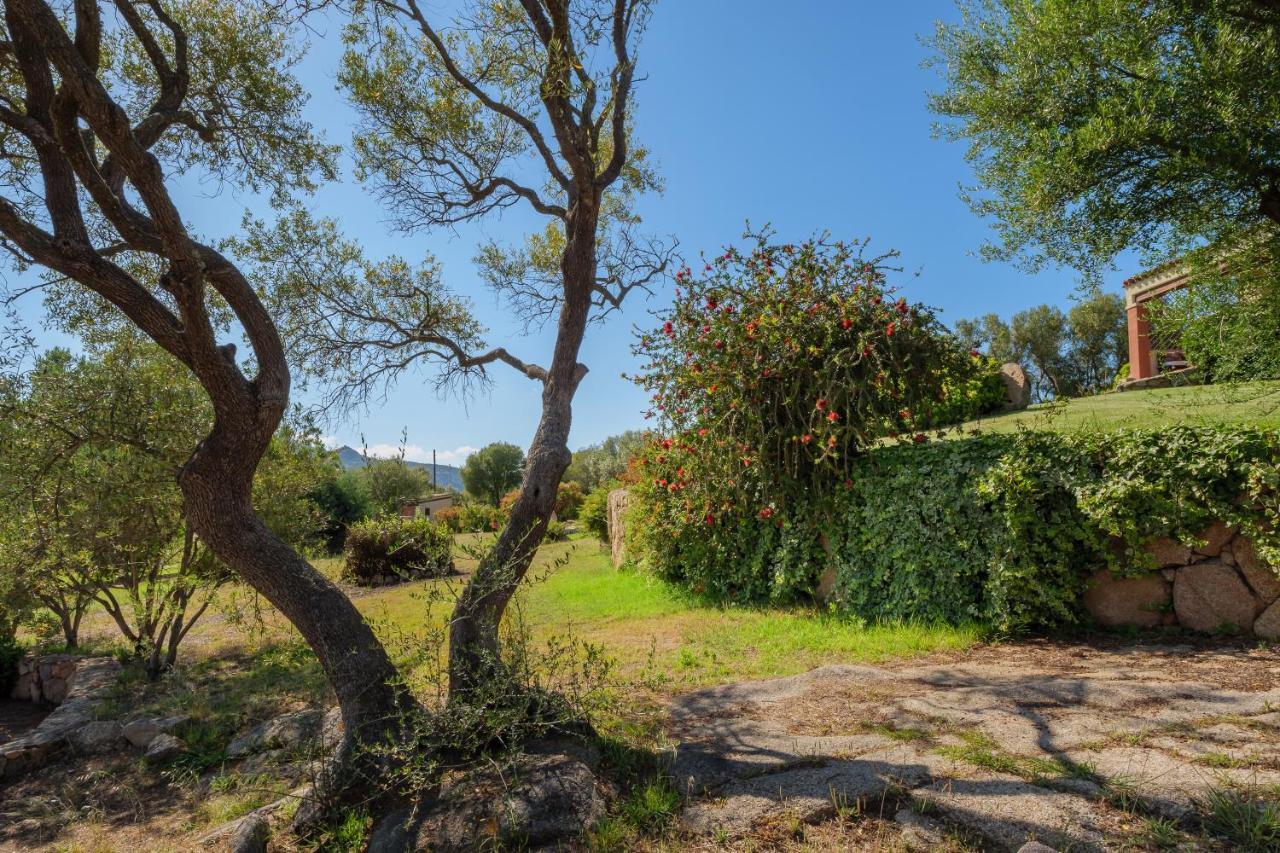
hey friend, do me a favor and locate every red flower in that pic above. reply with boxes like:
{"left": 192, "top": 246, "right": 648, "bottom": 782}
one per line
{"left": 704, "top": 513, "right": 715, "bottom": 525}
{"left": 885, "top": 322, "right": 896, "bottom": 337}
{"left": 841, "top": 318, "right": 852, "bottom": 330}
{"left": 663, "top": 321, "right": 674, "bottom": 335}
{"left": 698, "top": 428, "right": 708, "bottom": 436}
{"left": 758, "top": 506, "right": 774, "bottom": 519}
{"left": 913, "top": 433, "right": 927, "bottom": 443}
{"left": 661, "top": 438, "right": 673, "bottom": 449}
{"left": 800, "top": 433, "right": 813, "bottom": 445}
{"left": 827, "top": 411, "right": 839, "bottom": 422}
{"left": 815, "top": 398, "right": 828, "bottom": 410}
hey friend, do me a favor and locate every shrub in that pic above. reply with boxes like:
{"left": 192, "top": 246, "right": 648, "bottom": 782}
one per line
{"left": 554, "top": 481, "right": 585, "bottom": 520}
{"left": 0, "top": 633, "right": 24, "bottom": 696}
{"left": 627, "top": 230, "right": 984, "bottom": 603}
{"left": 457, "top": 502, "right": 504, "bottom": 533}
{"left": 543, "top": 519, "right": 568, "bottom": 542}
{"left": 630, "top": 426, "right": 1280, "bottom": 631}
{"left": 342, "top": 516, "right": 453, "bottom": 585}
{"left": 432, "top": 505, "right": 463, "bottom": 533}
{"left": 580, "top": 483, "right": 615, "bottom": 542}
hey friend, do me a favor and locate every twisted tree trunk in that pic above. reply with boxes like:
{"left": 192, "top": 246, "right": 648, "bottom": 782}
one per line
{"left": 447, "top": 202, "right": 597, "bottom": 699}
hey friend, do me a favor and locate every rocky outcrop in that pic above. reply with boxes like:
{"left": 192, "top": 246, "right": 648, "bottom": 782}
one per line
{"left": 369, "top": 751, "right": 606, "bottom": 852}
{"left": 607, "top": 488, "right": 629, "bottom": 568}
{"left": 226, "top": 709, "right": 324, "bottom": 759}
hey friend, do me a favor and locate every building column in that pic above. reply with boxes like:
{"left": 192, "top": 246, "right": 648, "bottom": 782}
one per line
{"left": 1126, "top": 300, "right": 1155, "bottom": 379}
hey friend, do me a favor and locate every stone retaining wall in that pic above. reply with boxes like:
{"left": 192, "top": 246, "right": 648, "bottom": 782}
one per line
{"left": 10, "top": 653, "right": 80, "bottom": 704}
{"left": 1085, "top": 523, "right": 1280, "bottom": 638}
{"left": 606, "top": 488, "right": 1280, "bottom": 638}
{"left": 1, "top": 656, "right": 121, "bottom": 781}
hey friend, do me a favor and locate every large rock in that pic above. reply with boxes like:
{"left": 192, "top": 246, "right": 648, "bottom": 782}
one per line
{"left": 1146, "top": 536, "right": 1193, "bottom": 568}
{"left": 1082, "top": 570, "right": 1170, "bottom": 628}
{"left": 122, "top": 715, "right": 189, "bottom": 749}
{"left": 371, "top": 752, "right": 605, "bottom": 851}
{"left": 1173, "top": 561, "right": 1258, "bottom": 634}
{"left": 145, "top": 733, "right": 186, "bottom": 763}
{"left": 227, "top": 709, "right": 323, "bottom": 759}
{"left": 226, "top": 813, "right": 269, "bottom": 853}
{"left": 1194, "top": 521, "right": 1234, "bottom": 557}
{"left": 1255, "top": 599, "right": 1280, "bottom": 641}
{"left": 999, "top": 362, "right": 1031, "bottom": 409}
{"left": 607, "top": 488, "right": 629, "bottom": 568}
{"left": 1235, "top": 537, "right": 1280, "bottom": 606}
{"left": 70, "top": 720, "right": 124, "bottom": 754}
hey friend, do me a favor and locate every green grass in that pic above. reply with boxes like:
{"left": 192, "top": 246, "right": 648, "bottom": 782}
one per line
{"left": 959, "top": 380, "right": 1280, "bottom": 435}
{"left": 354, "top": 540, "right": 984, "bottom": 688}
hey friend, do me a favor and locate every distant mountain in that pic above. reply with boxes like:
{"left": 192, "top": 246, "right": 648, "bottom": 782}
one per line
{"left": 335, "top": 445, "right": 463, "bottom": 493}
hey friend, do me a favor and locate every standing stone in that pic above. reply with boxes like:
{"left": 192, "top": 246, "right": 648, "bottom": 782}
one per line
{"left": 1235, "top": 537, "right": 1280, "bottom": 607}
{"left": 999, "top": 362, "right": 1031, "bottom": 409}
{"left": 145, "top": 733, "right": 185, "bottom": 763}
{"left": 1173, "top": 562, "right": 1259, "bottom": 634}
{"left": 1082, "top": 570, "right": 1169, "bottom": 628}
{"left": 607, "top": 488, "right": 629, "bottom": 568}
{"left": 1255, "top": 600, "right": 1280, "bottom": 641}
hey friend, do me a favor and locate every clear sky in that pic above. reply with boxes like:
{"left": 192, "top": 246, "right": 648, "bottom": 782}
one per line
{"left": 12, "top": 1, "right": 1136, "bottom": 465}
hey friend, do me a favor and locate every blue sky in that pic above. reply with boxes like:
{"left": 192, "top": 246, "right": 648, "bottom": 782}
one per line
{"left": 13, "top": 1, "right": 1134, "bottom": 465}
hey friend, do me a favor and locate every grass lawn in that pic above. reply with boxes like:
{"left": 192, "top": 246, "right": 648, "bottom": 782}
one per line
{"left": 352, "top": 538, "right": 982, "bottom": 691}
{"left": 960, "top": 379, "right": 1280, "bottom": 434}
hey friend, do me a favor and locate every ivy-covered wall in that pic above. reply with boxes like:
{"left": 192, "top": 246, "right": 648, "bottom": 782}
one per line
{"left": 627, "top": 426, "right": 1280, "bottom": 634}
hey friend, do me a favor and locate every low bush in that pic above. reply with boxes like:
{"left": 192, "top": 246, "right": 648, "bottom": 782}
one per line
{"left": 580, "top": 483, "right": 615, "bottom": 542}
{"left": 630, "top": 426, "right": 1280, "bottom": 632}
{"left": 432, "top": 505, "right": 463, "bottom": 532}
{"left": 543, "top": 519, "right": 568, "bottom": 542}
{"left": 456, "top": 502, "right": 504, "bottom": 533}
{"left": 342, "top": 516, "right": 453, "bottom": 585}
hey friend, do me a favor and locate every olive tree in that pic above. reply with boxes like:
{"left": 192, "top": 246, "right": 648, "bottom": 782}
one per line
{"left": 0, "top": 0, "right": 413, "bottom": 801}
{"left": 930, "top": 0, "right": 1280, "bottom": 274}
{"left": 258, "top": 0, "right": 673, "bottom": 699}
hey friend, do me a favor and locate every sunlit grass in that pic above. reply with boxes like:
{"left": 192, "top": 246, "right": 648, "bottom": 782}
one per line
{"left": 958, "top": 380, "right": 1280, "bottom": 435}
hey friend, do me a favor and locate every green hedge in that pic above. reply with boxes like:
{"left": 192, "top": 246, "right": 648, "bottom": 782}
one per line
{"left": 343, "top": 516, "right": 453, "bottom": 585}
{"left": 630, "top": 426, "right": 1280, "bottom": 632}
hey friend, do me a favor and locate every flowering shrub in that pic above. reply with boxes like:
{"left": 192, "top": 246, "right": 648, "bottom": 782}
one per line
{"left": 626, "top": 231, "right": 985, "bottom": 601}
{"left": 579, "top": 482, "right": 616, "bottom": 542}
{"left": 502, "top": 482, "right": 585, "bottom": 520}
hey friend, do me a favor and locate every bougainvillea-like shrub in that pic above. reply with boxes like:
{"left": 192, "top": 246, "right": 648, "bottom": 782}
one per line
{"left": 626, "top": 231, "right": 989, "bottom": 602}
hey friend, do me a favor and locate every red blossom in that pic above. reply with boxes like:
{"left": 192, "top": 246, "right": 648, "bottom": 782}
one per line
{"left": 827, "top": 411, "right": 839, "bottom": 422}
{"left": 913, "top": 433, "right": 927, "bottom": 443}
{"left": 815, "top": 398, "right": 828, "bottom": 410}
{"left": 758, "top": 506, "right": 774, "bottom": 519}
{"left": 800, "top": 433, "right": 813, "bottom": 445}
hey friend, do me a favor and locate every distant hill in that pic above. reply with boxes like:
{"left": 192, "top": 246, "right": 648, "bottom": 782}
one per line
{"left": 335, "top": 445, "right": 464, "bottom": 492}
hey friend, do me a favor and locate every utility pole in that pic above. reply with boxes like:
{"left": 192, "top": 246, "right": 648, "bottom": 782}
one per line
{"left": 433, "top": 449, "right": 438, "bottom": 492}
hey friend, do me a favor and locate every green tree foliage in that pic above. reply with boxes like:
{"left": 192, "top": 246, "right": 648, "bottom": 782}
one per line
{"left": 0, "top": 338, "right": 334, "bottom": 672}
{"left": 310, "top": 471, "right": 374, "bottom": 554}
{"left": 956, "top": 292, "right": 1126, "bottom": 398}
{"left": 461, "top": 443, "right": 526, "bottom": 507}
{"left": 357, "top": 457, "right": 434, "bottom": 517}
{"left": 1151, "top": 234, "right": 1280, "bottom": 381}
{"left": 566, "top": 431, "right": 647, "bottom": 492}
{"left": 930, "top": 0, "right": 1280, "bottom": 273}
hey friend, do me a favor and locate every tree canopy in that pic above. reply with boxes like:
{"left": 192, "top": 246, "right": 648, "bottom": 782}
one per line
{"left": 930, "top": 0, "right": 1280, "bottom": 274}
{"left": 461, "top": 442, "right": 527, "bottom": 507}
